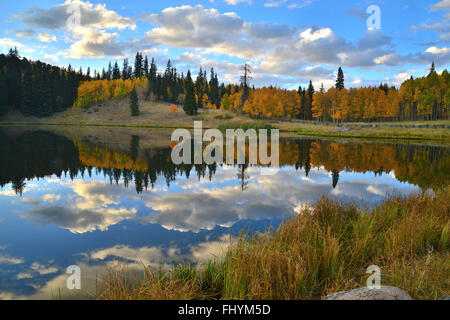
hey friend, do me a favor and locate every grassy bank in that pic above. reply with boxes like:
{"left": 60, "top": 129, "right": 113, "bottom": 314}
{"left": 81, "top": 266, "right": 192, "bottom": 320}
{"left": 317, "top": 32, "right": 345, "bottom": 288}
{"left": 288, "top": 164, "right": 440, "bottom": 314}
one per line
{"left": 97, "top": 188, "right": 449, "bottom": 300}
{"left": 1, "top": 100, "right": 449, "bottom": 142}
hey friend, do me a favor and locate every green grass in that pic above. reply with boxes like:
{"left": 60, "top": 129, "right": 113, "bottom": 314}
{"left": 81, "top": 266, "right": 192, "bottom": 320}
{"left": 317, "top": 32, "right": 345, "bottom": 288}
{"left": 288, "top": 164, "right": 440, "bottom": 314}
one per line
{"left": 214, "top": 114, "right": 234, "bottom": 120}
{"left": 96, "top": 188, "right": 450, "bottom": 300}
{"left": 285, "top": 125, "right": 450, "bottom": 142}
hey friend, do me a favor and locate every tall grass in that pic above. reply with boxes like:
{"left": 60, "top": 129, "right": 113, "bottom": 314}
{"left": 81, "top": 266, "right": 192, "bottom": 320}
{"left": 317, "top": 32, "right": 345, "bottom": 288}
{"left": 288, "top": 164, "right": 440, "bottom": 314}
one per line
{"left": 97, "top": 188, "right": 449, "bottom": 300}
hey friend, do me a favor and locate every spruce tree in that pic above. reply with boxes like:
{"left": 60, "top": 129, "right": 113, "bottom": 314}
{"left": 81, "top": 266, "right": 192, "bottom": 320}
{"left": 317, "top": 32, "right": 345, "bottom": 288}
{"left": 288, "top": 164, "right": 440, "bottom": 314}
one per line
{"left": 183, "top": 70, "right": 197, "bottom": 115}
{"left": 430, "top": 61, "right": 435, "bottom": 74}
{"left": 306, "top": 80, "right": 315, "bottom": 120}
{"left": 134, "top": 52, "right": 143, "bottom": 79}
{"left": 112, "top": 62, "right": 121, "bottom": 80}
{"left": 209, "top": 68, "right": 219, "bottom": 107}
{"left": 122, "top": 59, "right": 129, "bottom": 79}
{"left": 336, "top": 67, "right": 345, "bottom": 90}
{"left": 129, "top": 87, "right": 139, "bottom": 116}
{"left": 143, "top": 56, "right": 149, "bottom": 78}
{"left": 107, "top": 62, "right": 112, "bottom": 80}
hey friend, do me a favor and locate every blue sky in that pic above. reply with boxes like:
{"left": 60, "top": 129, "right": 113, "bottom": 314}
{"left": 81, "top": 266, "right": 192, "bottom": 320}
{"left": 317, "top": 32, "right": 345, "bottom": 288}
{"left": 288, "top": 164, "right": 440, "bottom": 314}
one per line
{"left": 0, "top": 0, "right": 449, "bottom": 89}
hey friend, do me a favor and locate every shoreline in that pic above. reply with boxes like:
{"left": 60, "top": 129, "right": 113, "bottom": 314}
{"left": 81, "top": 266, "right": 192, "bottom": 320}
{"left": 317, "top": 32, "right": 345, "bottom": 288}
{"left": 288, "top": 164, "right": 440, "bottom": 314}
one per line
{"left": 95, "top": 188, "right": 449, "bottom": 300}
{"left": 0, "top": 120, "right": 449, "bottom": 143}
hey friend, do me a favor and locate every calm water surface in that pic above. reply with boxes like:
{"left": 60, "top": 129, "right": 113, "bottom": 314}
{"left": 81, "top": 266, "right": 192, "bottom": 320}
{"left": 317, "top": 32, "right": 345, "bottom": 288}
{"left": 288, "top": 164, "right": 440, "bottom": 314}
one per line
{"left": 0, "top": 126, "right": 448, "bottom": 299}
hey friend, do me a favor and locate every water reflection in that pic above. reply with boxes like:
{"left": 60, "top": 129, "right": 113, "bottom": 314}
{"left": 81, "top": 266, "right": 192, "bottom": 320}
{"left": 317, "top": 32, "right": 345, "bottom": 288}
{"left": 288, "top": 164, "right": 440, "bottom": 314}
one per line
{"left": 0, "top": 127, "right": 448, "bottom": 299}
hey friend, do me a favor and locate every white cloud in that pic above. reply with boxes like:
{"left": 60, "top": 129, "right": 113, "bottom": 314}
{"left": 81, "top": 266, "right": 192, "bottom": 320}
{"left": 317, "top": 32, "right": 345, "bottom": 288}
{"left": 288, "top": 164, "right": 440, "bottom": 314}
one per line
{"left": 425, "top": 46, "right": 449, "bottom": 54}
{"left": 431, "top": 0, "right": 450, "bottom": 11}
{"left": 0, "top": 38, "right": 24, "bottom": 48}
{"left": 224, "top": 0, "right": 252, "bottom": 5}
{"left": 17, "top": 0, "right": 135, "bottom": 30}
{"left": 30, "top": 262, "right": 59, "bottom": 275}
{"left": 37, "top": 33, "right": 57, "bottom": 43}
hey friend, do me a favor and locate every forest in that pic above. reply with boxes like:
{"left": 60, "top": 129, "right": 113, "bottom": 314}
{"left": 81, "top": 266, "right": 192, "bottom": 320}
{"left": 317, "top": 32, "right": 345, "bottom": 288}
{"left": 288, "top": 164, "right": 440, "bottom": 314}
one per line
{"left": 0, "top": 49, "right": 448, "bottom": 121}
{"left": 0, "top": 48, "right": 84, "bottom": 117}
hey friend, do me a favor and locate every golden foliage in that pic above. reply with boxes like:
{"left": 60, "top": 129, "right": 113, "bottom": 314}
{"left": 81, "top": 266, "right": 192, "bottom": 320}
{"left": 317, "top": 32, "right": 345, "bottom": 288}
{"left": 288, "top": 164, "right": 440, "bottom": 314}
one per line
{"left": 74, "top": 78, "right": 148, "bottom": 109}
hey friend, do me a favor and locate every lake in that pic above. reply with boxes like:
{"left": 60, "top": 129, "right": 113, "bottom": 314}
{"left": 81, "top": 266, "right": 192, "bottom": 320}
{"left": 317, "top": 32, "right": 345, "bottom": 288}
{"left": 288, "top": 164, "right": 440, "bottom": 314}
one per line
{"left": 0, "top": 126, "right": 448, "bottom": 299}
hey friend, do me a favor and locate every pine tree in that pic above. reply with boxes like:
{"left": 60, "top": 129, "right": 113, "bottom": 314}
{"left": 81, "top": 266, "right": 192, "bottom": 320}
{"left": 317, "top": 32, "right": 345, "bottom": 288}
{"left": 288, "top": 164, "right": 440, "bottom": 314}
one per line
{"left": 306, "top": 80, "right": 315, "bottom": 120}
{"left": 143, "top": 56, "right": 149, "bottom": 78}
{"left": 209, "top": 68, "right": 219, "bottom": 108}
{"left": 107, "top": 62, "right": 112, "bottom": 80}
{"left": 122, "top": 59, "right": 129, "bottom": 79}
{"left": 239, "top": 63, "right": 252, "bottom": 112}
{"left": 134, "top": 52, "right": 143, "bottom": 79}
{"left": 336, "top": 67, "right": 345, "bottom": 90}
{"left": 183, "top": 70, "right": 197, "bottom": 115}
{"left": 129, "top": 87, "right": 139, "bottom": 116}
{"left": 430, "top": 61, "right": 436, "bottom": 74}
{"left": 112, "top": 62, "right": 121, "bottom": 80}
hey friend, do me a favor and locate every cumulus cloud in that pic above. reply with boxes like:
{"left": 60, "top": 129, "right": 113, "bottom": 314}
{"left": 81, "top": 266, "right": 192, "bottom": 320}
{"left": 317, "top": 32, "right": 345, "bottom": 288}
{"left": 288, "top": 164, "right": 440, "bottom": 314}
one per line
{"left": 37, "top": 33, "right": 57, "bottom": 43}
{"left": 16, "top": 0, "right": 135, "bottom": 30}
{"left": 24, "top": 205, "right": 136, "bottom": 234}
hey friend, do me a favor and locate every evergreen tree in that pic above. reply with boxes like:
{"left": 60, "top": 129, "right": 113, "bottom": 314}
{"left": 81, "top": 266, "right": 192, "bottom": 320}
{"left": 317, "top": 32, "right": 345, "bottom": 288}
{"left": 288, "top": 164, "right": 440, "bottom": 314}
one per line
{"left": 183, "top": 70, "right": 197, "bottom": 115}
{"left": 336, "top": 67, "right": 345, "bottom": 90}
{"left": 129, "top": 87, "right": 139, "bottom": 116}
{"left": 143, "top": 56, "right": 149, "bottom": 78}
{"left": 306, "top": 80, "right": 315, "bottom": 120}
{"left": 107, "top": 62, "right": 112, "bottom": 80}
{"left": 209, "top": 68, "right": 219, "bottom": 108}
{"left": 332, "top": 170, "right": 340, "bottom": 188}
{"left": 134, "top": 52, "right": 143, "bottom": 78}
{"left": 122, "top": 59, "right": 129, "bottom": 79}
{"left": 239, "top": 63, "right": 252, "bottom": 112}
{"left": 112, "top": 62, "right": 121, "bottom": 80}
{"left": 430, "top": 61, "right": 436, "bottom": 74}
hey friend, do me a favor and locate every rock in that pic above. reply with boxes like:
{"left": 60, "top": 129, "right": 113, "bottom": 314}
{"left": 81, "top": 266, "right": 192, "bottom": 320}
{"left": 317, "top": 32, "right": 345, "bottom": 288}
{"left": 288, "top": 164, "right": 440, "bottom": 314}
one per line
{"left": 322, "top": 286, "right": 413, "bottom": 300}
{"left": 441, "top": 296, "right": 450, "bottom": 300}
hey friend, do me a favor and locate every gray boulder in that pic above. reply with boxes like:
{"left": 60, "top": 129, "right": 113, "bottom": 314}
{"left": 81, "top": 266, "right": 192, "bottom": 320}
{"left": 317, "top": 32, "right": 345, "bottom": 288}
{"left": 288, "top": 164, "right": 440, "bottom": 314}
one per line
{"left": 323, "top": 286, "right": 413, "bottom": 300}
